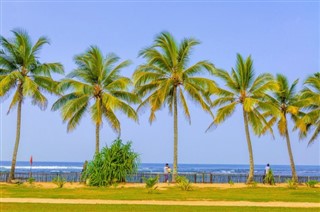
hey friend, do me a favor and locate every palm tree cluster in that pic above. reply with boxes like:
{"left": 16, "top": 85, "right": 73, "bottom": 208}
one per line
{"left": 1, "top": 29, "right": 318, "bottom": 183}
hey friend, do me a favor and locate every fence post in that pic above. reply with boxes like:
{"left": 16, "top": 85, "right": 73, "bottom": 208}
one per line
{"left": 210, "top": 173, "right": 213, "bottom": 183}
{"left": 194, "top": 174, "right": 197, "bottom": 183}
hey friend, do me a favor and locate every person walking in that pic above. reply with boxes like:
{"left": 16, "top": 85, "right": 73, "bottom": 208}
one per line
{"left": 164, "top": 163, "right": 170, "bottom": 183}
{"left": 263, "top": 163, "right": 270, "bottom": 183}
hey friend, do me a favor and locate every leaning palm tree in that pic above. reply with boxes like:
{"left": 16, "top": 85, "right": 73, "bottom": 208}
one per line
{"left": 133, "top": 32, "right": 217, "bottom": 182}
{"left": 52, "top": 46, "right": 139, "bottom": 154}
{"left": 0, "top": 29, "right": 64, "bottom": 182}
{"left": 297, "top": 72, "right": 320, "bottom": 144}
{"left": 208, "top": 54, "right": 277, "bottom": 184}
{"left": 265, "top": 74, "right": 302, "bottom": 182}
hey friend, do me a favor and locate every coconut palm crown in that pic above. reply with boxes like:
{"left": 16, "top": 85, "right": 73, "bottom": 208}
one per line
{"left": 208, "top": 54, "right": 277, "bottom": 183}
{"left": 297, "top": 72, "right": 320, "bottom": 144}
{"left": 264, "top": 74, "right": 302, "bottom": 182}
{"left": 133, "top": 32, "right": 217, "bottom": 182}
{"left": 0, "top": 29, "right": 64, "bottom": 182}
{"left": 52, "top": 46, "right": 140, "bottom": 154}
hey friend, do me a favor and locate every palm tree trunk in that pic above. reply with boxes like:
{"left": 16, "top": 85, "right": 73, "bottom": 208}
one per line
{"left": 284, "top": 121, "right": 298, "bottom": 183}
{"left": 172, "top": 87, "right": 178, "bottom": 183}
{"left": 95, "top": 123, "right": 100, "bottom": 154}
{"left": 242, "top": 107, "right": 254, "bottom": 184}
{"left": 8, "top": 99, "right": 22, "bottom": 182}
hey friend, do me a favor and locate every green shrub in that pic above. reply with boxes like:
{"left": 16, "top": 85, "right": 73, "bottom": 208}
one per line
{"left": 286, "top": 179, "right": 297, "bottom": 189}
{"left": 52, "top": 176, "right": 66, "bottom": 188}
{"left": 27, "top": 177, "right": 35, "bottom": 184}
{"left": 176, "top": 176, "right": 192, "bottom": 191}
{"left": 247, "top": 181, "right": 258, "bottom": 188}
{"left": 143, "top": 176, "right": 159, "bottom": 193}
{"left": 228, "top": 180, "right": 234, "bottom": 186}
{"left": 306, "top": 180, "right": 318, "bottom": 188}
{"left": 82, "top": 138, "right": 139, "bottom": 187}
{"left": 264, "top": 169, "right": 275, "bottom": 185}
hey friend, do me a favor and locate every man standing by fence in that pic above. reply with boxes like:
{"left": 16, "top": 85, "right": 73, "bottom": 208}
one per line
{"left": 164, "top": 163, "right": 170, "bottom": 183}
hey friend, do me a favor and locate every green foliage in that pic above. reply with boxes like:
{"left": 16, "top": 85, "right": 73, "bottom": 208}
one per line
{"left": 247, "top": 181, "right": 258, "bottom": 188}
{"left": 286, "top": 179, "right": 298, "bottom": 189}
{"left": 228, "top": 180, "right": 234, "bottom": 187}
{"left": 52, "top": 46, "right": 139, "bottom": 154}
{"left": 208, "top": 54, "right": 277, "bottom": 184}
{"left": 133, "top": 32, "right": 217, "bottom": 179}
{"left": 27, "top": 177, "right": 35, "bottom": 184}
{"left": 176, "top": 176, "right": 192, "bottom": 191}
{"left": 298, "top": 72, "right": 320, "bottom": 145}
{"left": 143, "top": 176, "right": 159, "bottom": 193}
{"left": 306, "top": 180, "right": 318, "bottom": 188}
{"left": 83, "top": 138, "right": 139, "bottom": 187}
{"left": 264, "top": 170, "right": 275, "bottom": 185}
{"left": 52, "top": 176, "right": 66, "bottom": 188}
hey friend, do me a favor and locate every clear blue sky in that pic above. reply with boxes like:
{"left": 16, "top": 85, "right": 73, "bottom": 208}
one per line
{"left": 1, "top": 1, "right": 319, "bottom": 166}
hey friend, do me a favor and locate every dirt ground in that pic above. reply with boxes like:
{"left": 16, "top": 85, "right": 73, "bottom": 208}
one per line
{"left": 1, "top": 182, "right": 317, "bottom": 189}
{"left": 1, "top": 197, "right": 319, "bottom": 208}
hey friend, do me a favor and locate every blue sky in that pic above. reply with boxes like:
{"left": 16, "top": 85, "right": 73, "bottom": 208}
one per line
{"left": 1, "top": 1, "right": 319, "bottom": 166}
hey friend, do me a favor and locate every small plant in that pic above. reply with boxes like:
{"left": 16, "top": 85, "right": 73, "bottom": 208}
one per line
{"left": 228, "top": 180, "right": 234, "bottom": 187}
{"left": 27, "top": 177, "right": 35, "bottom": 184}
{"left": 112, "top": 178, "right": 119, "bottom": 188}
{"left": 264, "top": 169, "right": 275, "bottom": 185}
{"left": 306, "top": 180, "right": 318, "bottom": 188}
{"left": 176, "top": 176, "right": 192, "bottom": 191}
{"left": 286, "top": 179, "right": 298, "bottom": 189}
{"left": 247, "top": 181, "right": 258, "bottom": 188}
{"left": 52, "top": 176, "right": 66, "bottom": 188}
{"left": 143, "top": 176, "right": 159, "bottom": 193}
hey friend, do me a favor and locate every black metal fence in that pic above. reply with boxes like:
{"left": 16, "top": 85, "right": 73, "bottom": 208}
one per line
{"left": 1, "top": 172, "right": 319, "bottom": 183}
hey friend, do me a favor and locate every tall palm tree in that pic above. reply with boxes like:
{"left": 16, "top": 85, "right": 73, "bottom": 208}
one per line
{"left": 52, "top": 46, "right": 139, "bottom": 154}
{"left": 208, "top": 54, "right": 276, "bottom": 184}
{"left": 265, "top": 74, "right": 301, "bottom": 182}
{"left": 297, "top": 72, "right": 320, "bottom": 144}
{"left": 133, "top": 32, "right": 217, "bottom": 182}
{"left": 0, "top": 29, "right": 64, "bottom": 182}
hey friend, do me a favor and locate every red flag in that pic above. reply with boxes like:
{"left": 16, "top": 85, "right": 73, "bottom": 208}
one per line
{"left": 30, "top": 156, "right": 33, "bottom": 165}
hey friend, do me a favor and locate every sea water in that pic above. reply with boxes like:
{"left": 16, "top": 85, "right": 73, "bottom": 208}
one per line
{"left": 0, "top": 161, "right": 319, "bottom": 176}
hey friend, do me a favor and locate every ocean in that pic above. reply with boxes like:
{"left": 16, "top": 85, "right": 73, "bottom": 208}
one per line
{"left": 1, "top": 161, "right": 319, "bottom": 177}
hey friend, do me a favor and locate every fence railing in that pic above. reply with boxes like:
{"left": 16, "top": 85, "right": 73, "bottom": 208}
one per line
{"left": 1, "top": 172, "right": 319, "bottom": 183}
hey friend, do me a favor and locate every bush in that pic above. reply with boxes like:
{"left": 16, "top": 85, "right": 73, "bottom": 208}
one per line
{"left": 286, "top": 179, "right": 297, "bottom": 189}
{"left": 27, "top": 177, "right": 35, "bottom": 184}
{"left": 143, "top": 176, "right": 159, "bottom": 193}
{"left": 264, "top": 169, "right": 275, "bottom": 185}
{"left": 247, "top": 181, "right": 258, "bottom": 188}
{"left": 176, "top": 176, "right": 192, "bottom": 191}
{"left": 82, "top": 138, "right": 139, "bottom": 187}
{"left": 52, "top": 176, "right": 66, "bottom": 188}
{"left": 306, "top": 180, "right": 318, "bottom": 188}
{"left": 228, "top": 180, "right": 234, "bottom": 187}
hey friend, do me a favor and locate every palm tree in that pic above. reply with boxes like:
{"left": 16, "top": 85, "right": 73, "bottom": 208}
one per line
{"left": 133, "top": 32, "right": 217, "bottom": 182}
{"left": 265, "top": 74, "right": 301, "bottom": 182}
{"left": 0, "top": 29, "right": 64, "bottom": 182}
{"left": 297, "top": 72, "right": 320, "bottom": 144}
{"left": 52, "top": 46, "right": 139, "bottom": 154}
{"left": 208, "top": 54, "right": 276, "bottom": 184}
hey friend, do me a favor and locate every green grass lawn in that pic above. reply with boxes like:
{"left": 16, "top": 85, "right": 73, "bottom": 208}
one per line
{"left": 1, "top": 203, "right": 319, "bottom": 212}
{"left": 1, "top": 183, "right": 319, "bottom": 203}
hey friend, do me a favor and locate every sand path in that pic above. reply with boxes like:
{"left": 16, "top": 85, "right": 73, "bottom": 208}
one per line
{"left": 1, "top": 198, "right": 319, "bottom": 208}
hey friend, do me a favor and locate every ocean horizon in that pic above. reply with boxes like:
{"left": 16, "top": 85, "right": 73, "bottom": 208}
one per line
{"left": 1, "top": 161, "right": 319, "bottom": 177}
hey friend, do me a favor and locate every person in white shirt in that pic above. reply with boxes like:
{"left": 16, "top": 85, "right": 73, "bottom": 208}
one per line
{"left": 263, "top": 163, "right": 270, "bottom": 183}
{"left": 164, "top": 163, "right": 170, "bottom": 183}
{"left": 265, "top": 164, "right": 270, "bottom": 174}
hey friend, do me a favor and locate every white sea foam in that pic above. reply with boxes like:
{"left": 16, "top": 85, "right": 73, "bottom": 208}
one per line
{"left": 0, "top": 166, "right": 82, "bottom": 170}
